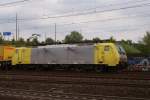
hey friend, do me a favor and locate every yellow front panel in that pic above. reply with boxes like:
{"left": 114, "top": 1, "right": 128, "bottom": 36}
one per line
{"left": 103, "top": 45, "right": 119, "bottom": 66}
{"left": 12, "top": 48, "right": 31, "bottom": 65}
{"left": 21, "top": 48, "right": 31, "bottom": 64}
{"left": 94, "top": 45, "right": 104, "bottom": 64}
{"left": 94, "top": 43, "right": 120, "bottom": 66}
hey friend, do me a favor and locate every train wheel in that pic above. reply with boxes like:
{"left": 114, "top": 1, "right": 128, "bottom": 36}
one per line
{"left": 4, "top": 61, "right": 12, "bottom": 70}
{"left": 103, "top": 66, "right": 108, "bottom": 72}
{"left": 2, "top": 62, "right": 7, "bottom": 70}
{"left": 0, "top": 62, "right": 3, "bottom": 70}
{"left": 95, "top": 65, "right": 108, "bottom": 72}
{"left": 95, "top": 65, "right": 102, "bottom": 72}
{"left": 1, "top": 62, "right": 5, "bottom": 70}
{"left": 5, "top": 62, "right": 7, "bottom": 70}
{"left": 7, "top": 62, "right": 11, "bottom": 70}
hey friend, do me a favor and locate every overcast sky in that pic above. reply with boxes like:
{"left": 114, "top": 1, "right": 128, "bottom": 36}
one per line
{"left": 0, "top": 0, "right": 150, "bottom": 42}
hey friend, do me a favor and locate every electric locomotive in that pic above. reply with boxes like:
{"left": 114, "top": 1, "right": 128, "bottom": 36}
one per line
{"left": 11, "top": 43, "right": 127, "bottom": 71}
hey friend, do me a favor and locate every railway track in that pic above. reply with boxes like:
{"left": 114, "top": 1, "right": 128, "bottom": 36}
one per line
{"left": 0, "top": 71, "right": 150, "bottom": 80}
{"left": 0, "top": 71, "right": 149, "bottom": 99}
{"left": 0, "top": 87, "right": 148, "bottom": 100}
{"left": 0, "top": 73, "right": 150, "bottom": 88}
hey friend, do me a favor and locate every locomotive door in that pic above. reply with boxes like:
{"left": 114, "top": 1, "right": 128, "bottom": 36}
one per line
{"left": 96, "top": 46, "right": 104, "bottom": 64}
{"left": 12, "top": 49, "right": 24, "bottom": 65}
{"left": 16, "top": 49, "right": 24, "bottom": 64}
{"left": 18, "top": 49, "right": 29, "bottom": 64}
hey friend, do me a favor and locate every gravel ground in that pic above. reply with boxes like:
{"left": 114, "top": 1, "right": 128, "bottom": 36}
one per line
{"left": 0, "top": 71, "right": 149, "bottom": 100}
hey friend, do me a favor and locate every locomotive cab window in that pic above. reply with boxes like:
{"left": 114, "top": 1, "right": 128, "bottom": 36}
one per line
{"left": 116, "top": 44, "right": 126, "bottom": 55}
{"left": 104, "top": 46, "right": 110, "bottom": 52}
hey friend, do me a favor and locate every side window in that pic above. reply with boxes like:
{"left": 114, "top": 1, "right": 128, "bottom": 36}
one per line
{"left": 104, "top": 46, "right": 110, "bottom": 52}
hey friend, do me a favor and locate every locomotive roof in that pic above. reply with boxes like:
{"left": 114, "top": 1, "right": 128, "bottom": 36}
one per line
{"left": 37, "top": 44, "right": 94, "bottom": 48}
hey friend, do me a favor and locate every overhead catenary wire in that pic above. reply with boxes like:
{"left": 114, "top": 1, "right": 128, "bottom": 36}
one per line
{"left": 0, "top": 0, "right": 150, "bottom": 22}
{"left": 0, "top": 0, "right": 150, "bottom": 21}
{"left": 0, "top": 3, "right": 150, "bottom": 24}
{"left": 0, "top": 0, "right": 149, "bottom": 10}
{"left": 0, "top": 0, "right": 150, "bottom": 40}
{"left": 17, "top": 17, "right": 150, "bottom": 32}
{"left": 64, "top": 13, "right": 150, "bottom": 25}
{"left": 49, "top": 0, "right": 150, "bottom": 16}
{"left": 0, "top": 11, "right": 150, "bottom": 37}
{"left": 20, "top": 23, "right": 150, "bottom": 40}
{"left": 11, "top": 1, "right": 150, "bottom": 22}
{"left": 1, "top": 11, "right": 150, "bottom": 26}
{"left": 0, "top": 13, "right": 150, "bottom": 40}
{"left": 58, "top": 23, "right": 150, "bottom": 34}
{"left": 0, "top": 0, "right": 32, "bottom": 7}
{"left": 3, "top": 20, "right": 150, "bottom": 41}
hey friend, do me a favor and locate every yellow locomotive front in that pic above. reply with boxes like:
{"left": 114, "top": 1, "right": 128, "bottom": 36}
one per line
{"left": 94, "top": 43, "right": 127, "bottom": 70}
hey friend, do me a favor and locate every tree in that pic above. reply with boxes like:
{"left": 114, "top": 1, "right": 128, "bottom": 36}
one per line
{"left": 93, "top": 37, "right": 101, "bottom": 43}
{"left": 26, "top": 38, "right": 31, "bottom": 46}
{"left": 121, "top": 42, "right": 141, "bottom": 56}
{"left": 109, "top": 36, "right": 116, "bottom": 43}
{"left": 45, "top": 38, "right": 54, "bottom": 45}
{"left": 11, "top": 38, "right": 15, "bottom": 45}
{"left": 137, "top": 31, "right": 150, "bottom": 55}
{"left": 64, "top": 31, "right": 83, "bottom": 43}
{"left": 83, "top": 39, "right": 93, "bottom": 43}
{"left": 142, "top": 32, "right": 150, "bottom": 46}
{"left": 26, "top": 33, "right": 40, "bottom": 46}
{"left": 121, "top": 39, "right": 133, "bottom": 45}
{"left": 31, "top": 38, "right": 39, "bottom": 46}
{"left": 18, "top": 38, "right": 25, "bottom": 43}
{"left": 15, "top": 38, "right": 26, "bottom": 47}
